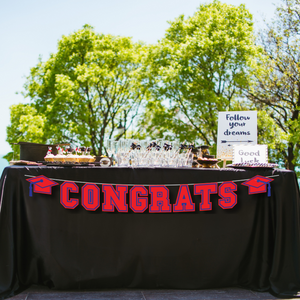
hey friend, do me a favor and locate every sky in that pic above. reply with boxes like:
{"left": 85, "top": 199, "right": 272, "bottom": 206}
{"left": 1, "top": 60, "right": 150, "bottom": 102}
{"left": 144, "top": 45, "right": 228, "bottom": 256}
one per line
{"left": 0, "top": 0, "right": 280, "bottom": 171}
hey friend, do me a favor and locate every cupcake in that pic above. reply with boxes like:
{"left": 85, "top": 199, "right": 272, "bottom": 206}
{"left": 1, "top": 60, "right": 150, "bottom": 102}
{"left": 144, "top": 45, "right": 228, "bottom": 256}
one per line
{"left": 44, "top": 147, "right": 55, "bottom": 162}
{"left": 54, "top": 146, "right": 65, "bottom": 163}
{"left": 73, "top": 148, "right": 80, "bottom": 163}
{"left": 78, "top": 146, "right": 89, "bottom": 163}
{"left": 64, "top": 148, "right": 76, "bottom": 164}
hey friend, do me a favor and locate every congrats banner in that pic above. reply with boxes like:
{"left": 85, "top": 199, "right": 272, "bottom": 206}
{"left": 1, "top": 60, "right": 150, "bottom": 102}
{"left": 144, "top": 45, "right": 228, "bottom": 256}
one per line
{"left": 25, "top": 174, "right": 276, "bottom": 213}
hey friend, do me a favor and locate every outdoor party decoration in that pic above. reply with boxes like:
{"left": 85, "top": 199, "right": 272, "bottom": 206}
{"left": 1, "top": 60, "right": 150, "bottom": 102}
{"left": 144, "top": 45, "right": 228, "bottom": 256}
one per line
{"left": 217, "top": 111, "right": 257, "bottom": 161}
{"left": 27, "top": 175, "right": 58, "bottom": 196}
{"left": 26, "top": 174, "right": 275, "bottom": 212}
{"left": 233, "top": 145, "right": 268, "bottom": 164}
{"left": 242, "top": 175, "right": 273, "bottom": 197}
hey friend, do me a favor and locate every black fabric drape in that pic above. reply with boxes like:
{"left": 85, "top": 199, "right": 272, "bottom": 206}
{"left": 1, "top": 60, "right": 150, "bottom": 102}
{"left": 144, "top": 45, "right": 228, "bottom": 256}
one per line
{"left": 0, "top": 166, "right": 300, "bottom": 299}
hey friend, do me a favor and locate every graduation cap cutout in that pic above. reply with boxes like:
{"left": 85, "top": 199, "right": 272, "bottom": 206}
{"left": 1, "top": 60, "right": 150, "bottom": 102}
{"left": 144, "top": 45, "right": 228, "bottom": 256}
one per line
{"left": 26, "top": 175, "right": 59, "bottom": 197}
{"left": 241, "top": 175, "right": 274, "bottom": 197}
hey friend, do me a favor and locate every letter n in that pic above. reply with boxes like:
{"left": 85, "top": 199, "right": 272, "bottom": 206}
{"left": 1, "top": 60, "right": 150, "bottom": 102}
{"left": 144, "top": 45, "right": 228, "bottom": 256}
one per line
{"left": 60, "top": 181, "right": 79, "bottom": 209}
{"left": 82, "top": 183, "right": 100, "bottom": 211}
{"left": 218, "top": 182, "right": 237, "bottom": 209}
{"left": 102, "top": 185, "right": 128, "bottom": 212}
{"left": 149, "top": 186, "right": 172, "bottom": 213}
{"left": 173, "top": 184, "right": 195, "bottom": 212}
{"left": 194, "top": 183, "right": 218, "bottom": 211}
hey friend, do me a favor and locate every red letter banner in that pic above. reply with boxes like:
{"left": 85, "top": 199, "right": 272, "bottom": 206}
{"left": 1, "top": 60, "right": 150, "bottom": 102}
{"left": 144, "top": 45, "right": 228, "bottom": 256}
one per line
{"left": 218, "top": 182, "right": 237, "bottom": 209}
{"left": 82, "top": 183, "right": 100, "bottom": 211}
{"left": 60, "top": 181, "right": 79, "bottom": 209}
{"left": 194, "top": 183, "right": 218, "bottom": 211}
{"left": 130, "top": 185, "right": 148, "bottom": 213}
{"left": 149, "top": 186, "right": 172, "bottom": 213}
{"left": 173, "top": 184, "right": 195, "bottom": 212}
{"left": 102, "top": 185, "right": 128, "bottom": 212}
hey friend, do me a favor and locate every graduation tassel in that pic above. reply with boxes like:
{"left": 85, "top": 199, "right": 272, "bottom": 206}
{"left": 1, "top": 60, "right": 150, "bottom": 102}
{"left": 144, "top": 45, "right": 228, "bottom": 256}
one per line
{"left": 29, "top": 179, "right": 43, "bottom": 197}
{"left": 255, "top": 179, "right": 272, "bottom": 197}
{"left": 29, "top": 183, "right": 33, "bottom": 197}
{"left": 267, "top": 182, "right": 271, "bottom": 197}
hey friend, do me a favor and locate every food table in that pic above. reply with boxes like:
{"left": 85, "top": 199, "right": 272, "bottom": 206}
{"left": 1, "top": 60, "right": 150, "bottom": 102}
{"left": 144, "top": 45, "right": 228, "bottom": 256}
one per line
{"left": 0, "top": 165, "right": 300, "bottom": 299}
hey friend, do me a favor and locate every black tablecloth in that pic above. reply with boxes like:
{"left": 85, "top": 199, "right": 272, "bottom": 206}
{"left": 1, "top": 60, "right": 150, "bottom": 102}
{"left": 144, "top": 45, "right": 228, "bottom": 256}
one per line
{"left": 0, "top": 166, "right": 300, "bottom": 299}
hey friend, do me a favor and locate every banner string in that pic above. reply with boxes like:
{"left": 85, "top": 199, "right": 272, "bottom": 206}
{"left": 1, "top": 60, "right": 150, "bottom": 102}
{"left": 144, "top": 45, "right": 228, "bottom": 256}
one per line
{"left": 24, "top": 174, "right": 279, "bottom": 187}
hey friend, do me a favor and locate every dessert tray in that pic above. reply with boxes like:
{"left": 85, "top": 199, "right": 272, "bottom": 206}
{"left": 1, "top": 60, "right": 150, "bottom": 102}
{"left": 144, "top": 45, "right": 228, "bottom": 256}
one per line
{"left": 39, "top": 161, "right": 92, "bottom": 166}
{"left": 39, "top": 157, "right": 112, "bottom": 167}
{"left": 227, "top": 163, "right": 279, "bottom": 169}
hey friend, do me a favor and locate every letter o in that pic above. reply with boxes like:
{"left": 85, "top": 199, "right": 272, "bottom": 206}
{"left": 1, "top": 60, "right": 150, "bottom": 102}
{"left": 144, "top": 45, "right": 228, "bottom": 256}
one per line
{"left": 82, "top": 184, "right": 100, "bottom": 211}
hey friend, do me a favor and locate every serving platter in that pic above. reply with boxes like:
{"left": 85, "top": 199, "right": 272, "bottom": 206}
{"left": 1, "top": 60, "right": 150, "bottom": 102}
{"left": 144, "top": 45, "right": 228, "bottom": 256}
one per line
{"left": 197, "top": 159, "right": 219, "bottom": 168}
{"left": 38, "top": 161, "right": 91, "bottom": 166}
{"left": 227, "top": 163, "right": 278, "bottom": 169}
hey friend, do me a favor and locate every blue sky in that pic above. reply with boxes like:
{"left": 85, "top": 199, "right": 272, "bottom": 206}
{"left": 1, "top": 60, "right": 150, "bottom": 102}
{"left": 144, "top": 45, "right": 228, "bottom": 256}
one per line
{"left": 0, "top": 0, "right": 280, "bottom": 171}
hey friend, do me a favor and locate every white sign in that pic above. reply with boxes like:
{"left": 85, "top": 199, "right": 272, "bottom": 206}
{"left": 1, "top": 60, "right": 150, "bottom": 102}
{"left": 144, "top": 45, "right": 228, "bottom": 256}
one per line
{"left": 233, "top": 145, "right": 268, "bottom": 164}
{"left": 217, "top": 111, "right": 257, "bottom": 160}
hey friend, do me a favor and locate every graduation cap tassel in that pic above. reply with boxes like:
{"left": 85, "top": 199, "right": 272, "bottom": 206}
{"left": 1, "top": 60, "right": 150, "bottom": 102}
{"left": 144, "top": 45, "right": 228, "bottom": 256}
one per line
{"left": 28, "top": 179, "right": 43, "bottom": 197}
{"left": 29, "top": 183, "right": 33, "bottom": 197}
{"left": 267, "top": 183, "right": 271, "bottom": 197}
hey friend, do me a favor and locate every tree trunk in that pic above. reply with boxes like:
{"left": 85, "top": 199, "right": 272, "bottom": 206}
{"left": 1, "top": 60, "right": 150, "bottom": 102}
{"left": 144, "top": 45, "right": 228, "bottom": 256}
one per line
{"left": 286, "top": 143, "right": 295, "bottom": 171}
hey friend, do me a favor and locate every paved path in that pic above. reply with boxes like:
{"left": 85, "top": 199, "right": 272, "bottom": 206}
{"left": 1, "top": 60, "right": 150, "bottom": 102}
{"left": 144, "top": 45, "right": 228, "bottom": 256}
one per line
{"left": 8, "top": 285, "right": 291, "bottom": 300}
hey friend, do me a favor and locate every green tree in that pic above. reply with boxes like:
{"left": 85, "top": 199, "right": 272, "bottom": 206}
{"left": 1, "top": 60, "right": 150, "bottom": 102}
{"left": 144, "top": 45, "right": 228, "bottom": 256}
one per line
{"left": 246, "top": 0, "right": 300, "bottom": 170}
{"left": 257, "top": 110, "right": 288, "bottom": 166}
{"left": 4, "top": 104, "right": 46, "bottom": 161}
{"left": 20, "top": 24, "right": 148, "bottom": 156}
{"left": 138, "top": 0, "right": 261, "bottom": 147}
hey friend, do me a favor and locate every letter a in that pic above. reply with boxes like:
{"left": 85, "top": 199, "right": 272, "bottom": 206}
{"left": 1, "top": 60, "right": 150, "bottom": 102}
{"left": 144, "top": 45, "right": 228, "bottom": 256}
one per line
{"left": 173, "top": 184, "right": 195, "bottom": 212}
